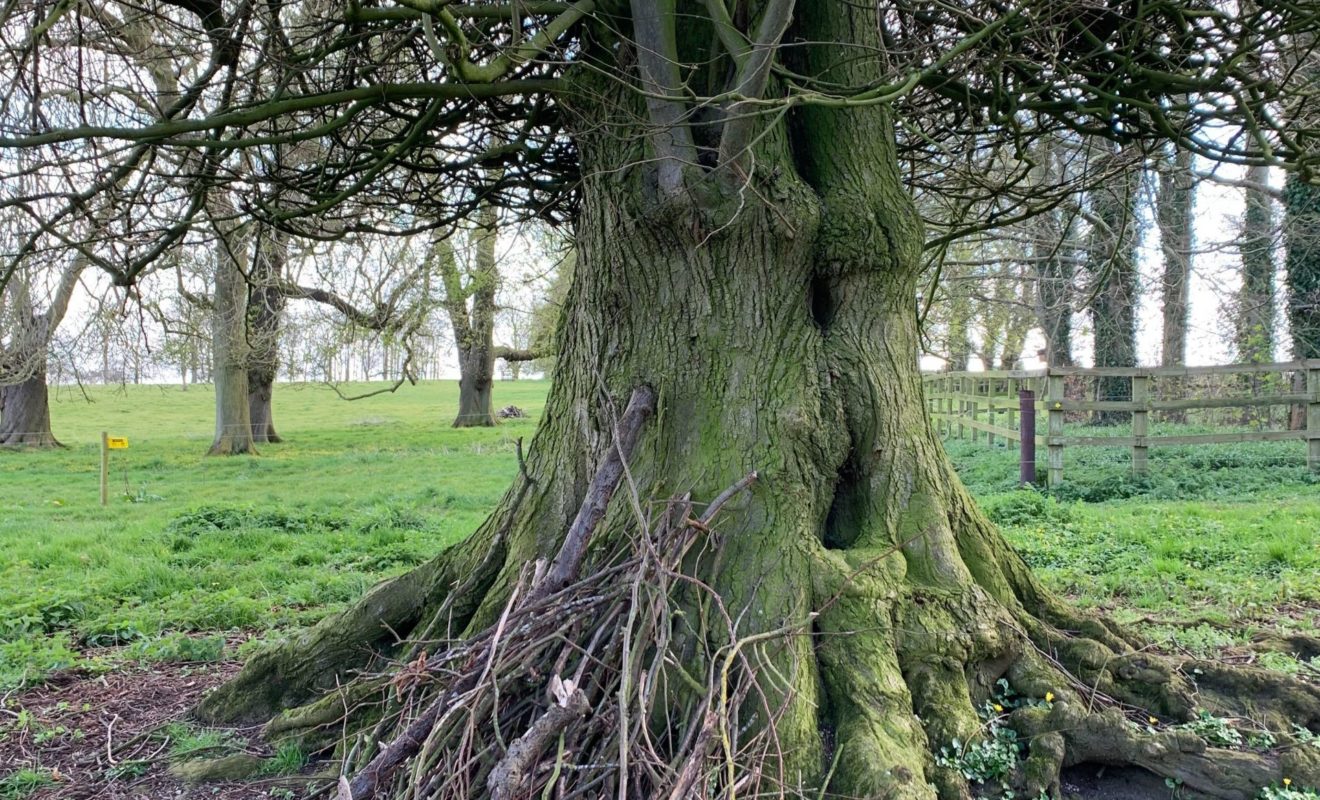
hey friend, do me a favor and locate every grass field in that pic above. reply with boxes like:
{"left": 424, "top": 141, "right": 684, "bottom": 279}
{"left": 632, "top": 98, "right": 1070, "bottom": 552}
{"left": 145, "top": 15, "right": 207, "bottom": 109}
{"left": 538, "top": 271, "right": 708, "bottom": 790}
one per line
{"left": 3, "top": 380, "right": 1320, "bottom": 797}
{"left": 1, "top": 380, "right": 546, "bottom": 689}
{"left": 4, "top": 380, "right": 1318, "bottom": 691}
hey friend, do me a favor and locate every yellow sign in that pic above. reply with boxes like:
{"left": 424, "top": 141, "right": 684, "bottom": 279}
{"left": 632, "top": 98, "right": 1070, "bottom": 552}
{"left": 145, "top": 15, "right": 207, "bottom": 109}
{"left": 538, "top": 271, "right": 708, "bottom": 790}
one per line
{"left": 106, "top": 437, "right": 129, "bottom": 450}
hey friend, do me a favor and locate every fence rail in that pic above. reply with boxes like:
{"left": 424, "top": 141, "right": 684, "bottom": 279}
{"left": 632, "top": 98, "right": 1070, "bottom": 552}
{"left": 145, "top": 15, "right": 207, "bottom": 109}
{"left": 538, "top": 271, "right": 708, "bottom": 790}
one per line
{"left": 922, "top": 359, "right": 1320, "bottom": 485}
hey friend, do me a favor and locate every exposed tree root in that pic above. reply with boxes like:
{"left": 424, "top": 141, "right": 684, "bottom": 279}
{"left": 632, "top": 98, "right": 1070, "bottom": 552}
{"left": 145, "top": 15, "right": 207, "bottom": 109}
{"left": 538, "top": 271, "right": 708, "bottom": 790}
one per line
{"left": 199, "top": 510, "right": 1320, "bottom": 800}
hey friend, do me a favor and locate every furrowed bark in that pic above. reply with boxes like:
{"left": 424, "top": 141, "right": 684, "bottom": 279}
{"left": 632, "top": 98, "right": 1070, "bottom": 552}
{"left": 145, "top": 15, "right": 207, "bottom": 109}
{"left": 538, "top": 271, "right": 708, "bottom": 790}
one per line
{"left": 0, "top": 368, "right": 59, "bottom": 447}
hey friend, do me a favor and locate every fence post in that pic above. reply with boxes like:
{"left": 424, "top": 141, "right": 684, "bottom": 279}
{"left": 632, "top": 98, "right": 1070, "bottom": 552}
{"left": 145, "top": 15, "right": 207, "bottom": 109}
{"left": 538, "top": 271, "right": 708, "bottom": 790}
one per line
{"left": 957, "top": 376, "right": 967, "bottom": 440}
{"left": 943, "top": 376, "right": 951, "bottom": 437}
{"left": 938, "top": 377, "right": 948, "bottom": 436}
{"left": 971, "top": 378, "right": 981, "bottom": 444}
{"left": 1131, "top": 374, "right": 1149, "bottom": 475}
{"left": 1308, "top": 366, "right": 1320, "bottom": 473}
{"left": 1047, "top": 371, "right": 1064, "bottom": 487}
{"left": 987, "top": 379, "right": 998, "bottom": 447}
{"left": 1006, "top": 378, "right": 1018, "bottom": 434}
{"left": 1019, "top": 388, "right": 1036, "bottom": 485}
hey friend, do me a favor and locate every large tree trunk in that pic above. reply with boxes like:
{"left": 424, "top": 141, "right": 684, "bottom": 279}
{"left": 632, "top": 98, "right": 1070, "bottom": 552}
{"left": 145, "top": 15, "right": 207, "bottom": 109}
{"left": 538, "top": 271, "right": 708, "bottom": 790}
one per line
{"left": 1087, "top": 147, "right": 1141, "bottom": 424}
{"left": 454, "top": 348, "right": 495, "bottom": 427}
{"left": 247, "top": 229, "right": 287, "bottom": 444}
{"left": 198, "top": 5, "right": 1320, "bottom": 798}
{"left": 0, "top": 368, "right": 59, "bottom": 447}
{"left": 208, "top": 217, "right": 257, "bottom": 456}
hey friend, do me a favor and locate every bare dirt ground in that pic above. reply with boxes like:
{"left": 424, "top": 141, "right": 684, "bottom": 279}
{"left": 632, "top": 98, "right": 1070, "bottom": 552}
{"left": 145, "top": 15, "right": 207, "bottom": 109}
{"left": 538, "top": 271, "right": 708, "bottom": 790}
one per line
{"left": 1, "top": 659, "right": 323, "bottom": 800}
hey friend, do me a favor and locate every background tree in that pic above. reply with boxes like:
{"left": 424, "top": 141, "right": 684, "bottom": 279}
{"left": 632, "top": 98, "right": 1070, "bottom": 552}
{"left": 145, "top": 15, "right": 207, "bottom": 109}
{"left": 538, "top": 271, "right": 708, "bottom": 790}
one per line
{"left": 435, "top": 204, "right": 539, "bottom": 428}
{"left": 1157, "top": 146, "right": 1196, "bottom": 369}
{"left": 247, "top": 228, "right": 289, "bottom": 443}
{"left": 1086, "top": 145, "right": 1143, "bottom": 423}
{"left": 1155, "top": 144, "right": 1196, "bottom": 420}
{"left": 1235, "top": 164, "right": 1278, "bottom": 365}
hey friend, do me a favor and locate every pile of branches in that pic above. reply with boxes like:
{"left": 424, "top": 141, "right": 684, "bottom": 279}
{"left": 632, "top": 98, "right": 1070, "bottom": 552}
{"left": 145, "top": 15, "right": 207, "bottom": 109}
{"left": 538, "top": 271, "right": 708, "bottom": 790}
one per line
{"left": 330, "top": 389, "right": 809, "bottom": 800}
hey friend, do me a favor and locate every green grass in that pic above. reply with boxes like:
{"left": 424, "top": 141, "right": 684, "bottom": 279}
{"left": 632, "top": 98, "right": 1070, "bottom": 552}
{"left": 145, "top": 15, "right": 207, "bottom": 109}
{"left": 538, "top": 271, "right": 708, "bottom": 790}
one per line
{"left": 3, "top": 379, "right": 1318, "bottom": 692}
{"left": 949, "top": 437, "right": 1320, "bottom": 636}
{"left": 0, "top": 768, "right": 56, "bottom": 800}
{"left": 1, "top": 380, "right": 547, "bottom": 688}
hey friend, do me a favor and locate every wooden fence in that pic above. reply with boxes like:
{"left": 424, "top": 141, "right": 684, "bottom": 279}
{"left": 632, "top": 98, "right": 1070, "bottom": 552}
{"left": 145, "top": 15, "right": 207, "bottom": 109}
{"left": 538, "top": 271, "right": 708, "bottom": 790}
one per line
{"left": 922, "top": 359, "right": 1320, "bottom": 485}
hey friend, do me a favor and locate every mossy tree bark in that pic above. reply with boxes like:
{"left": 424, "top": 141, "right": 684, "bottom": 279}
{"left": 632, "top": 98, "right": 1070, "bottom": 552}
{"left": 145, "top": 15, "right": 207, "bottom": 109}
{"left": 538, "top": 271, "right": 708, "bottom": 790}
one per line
{"left": 1286, "top": 175, "right": 1320, "bottom": 428}
{"left": 1157, "top": 145, "right": 1195, "bottom": 422}
{"left": 199, "top": 3, "right": 1320, "bottom": 797}
{"left": 1237, "top": 164, "right": 1277, "bottom": 365}
{"left": 1286, "top": 177, "right": 1320, "bottom": 361}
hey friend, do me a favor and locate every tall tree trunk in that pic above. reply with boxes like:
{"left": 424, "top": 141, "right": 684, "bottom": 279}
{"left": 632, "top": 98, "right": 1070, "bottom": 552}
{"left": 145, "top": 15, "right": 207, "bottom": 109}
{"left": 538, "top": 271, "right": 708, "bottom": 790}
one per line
{"left": 1158, "top": 147, "right": 1195, "bottom": 368}
{"left": 1029, "top": 140, "right": 1075, "bottom": 367}
{"left": 1, "top": 260, "right": 83, "bottom": 447}
{"left": 247, "top": 229, "right": 287, "bottom": 444}
{"left": 441, "top": 202, "right": 501, "bottom": 428}
{"left": 1032, "top": 210, "right": 1076, "bottom": 367}
{"left": 208, "top": 216, "right": 257, "bottom": 456}
{"left": 199, "top": 5, "right": 1320, "bottom": 797}
{"left": 999, "top": 269, "right": 1034, "bottom": 370}
{"left": 1237, "top": 164, "right": 1277, "bottom": 364}
{"left": 1285, "top": 174, "right": 1320, "bottom": 428}
{"left": 1156, "top": 146, "right": 1196, "bottom": 421}
{"left": 1237, "top": 165, "right": 1277, "bottom": 423}
{"left": 943, "top": 274, "right": 972, "bottom": 371}
{"left": 1087, "top": 147, "right": 1141, "bottom": 424}
{"left": 0, "top": 368, "right": 58, "bottom": 447}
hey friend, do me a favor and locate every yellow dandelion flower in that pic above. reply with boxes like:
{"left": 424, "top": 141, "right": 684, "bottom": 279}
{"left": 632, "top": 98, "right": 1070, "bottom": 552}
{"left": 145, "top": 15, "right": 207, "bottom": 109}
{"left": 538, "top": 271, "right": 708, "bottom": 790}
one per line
{"left": 1045, "top": 691, "right": 1055, "bottom": 703}
{"left": 1148, "top": 716, "right": 1158, "bottom": 725}
{"left": 993, "top": 704, "right": 1004, "bottom": 713}
{"left": 1283, "top": 778, "right": 1292, "bottom": 787}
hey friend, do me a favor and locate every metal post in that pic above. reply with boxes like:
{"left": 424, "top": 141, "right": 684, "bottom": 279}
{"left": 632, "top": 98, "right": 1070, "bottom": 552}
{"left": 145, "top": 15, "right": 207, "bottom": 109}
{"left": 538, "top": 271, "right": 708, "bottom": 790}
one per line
{"left": 1047, "top": 372, "right": 1065, "bottom": 487}
{"left": 1131, "top": 374, "right": 1149, "bottom": 475}
{"left": 1019, "top": 389, "right": 1036, "bottom": 485}
{"left": 1308, "top": 367, "right": 1320, "bottom": 473}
